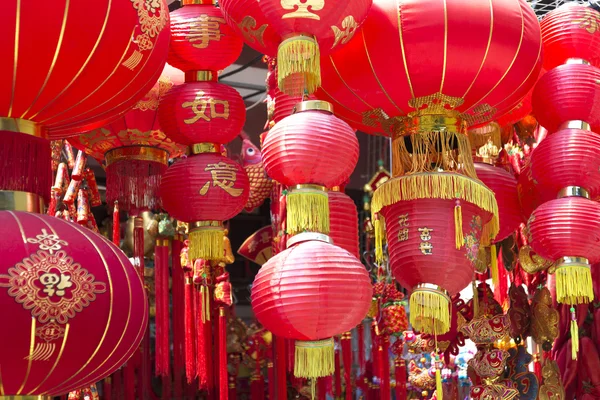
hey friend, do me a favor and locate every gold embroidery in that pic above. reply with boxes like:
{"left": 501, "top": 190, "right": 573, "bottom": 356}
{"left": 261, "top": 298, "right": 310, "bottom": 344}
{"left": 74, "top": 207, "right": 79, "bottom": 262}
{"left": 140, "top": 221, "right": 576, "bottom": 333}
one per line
{"left": 27, "top": 229, "right": 68, "bottom": 254}
{"left": 281, "top": 0, "right": 324, "bottom": 20}
{"left": 36, "top": 321, "right": 66, "bottom": 342}
{"left": 397, "top": 214, "right": 409, "bottom": 242}
{"left": 199, "top": 162, "right": 244, "bottom": 197}
{"left": 331, "top": 16, "right": 358, "bottom": 49}
{"left": 238, "top": 16, "right": 267, "bottom": 47}
{"left": 133, "top": 73, "right": 173, "bottom": 112}
{"left": 463, "top": 103, "right": 497, "bottom": 127}
{"left": 182, "top": 92, "right": 230, "bottom": 124}
{"left": 418, "top": 227, "right": 434, "bottom": 255}
{"left": 187, "top": 14, "right": 226, "bottom": 49}
{"left": 408, "top": 92, "right": 464, "bottom": 118}
{"left": 538, "top": 360, "right": 565, "bottom": 400}
{"left": 130, "top": 0, "right": 168, "bottom": 38}
{"left": 572, "top": 9, "right": 600, "bottom": 34}
{"left": 26, "top": 342, "right": 56, "bottom": 361}
{"left": 122, "top": 50, "right": 143, "bottom": 70}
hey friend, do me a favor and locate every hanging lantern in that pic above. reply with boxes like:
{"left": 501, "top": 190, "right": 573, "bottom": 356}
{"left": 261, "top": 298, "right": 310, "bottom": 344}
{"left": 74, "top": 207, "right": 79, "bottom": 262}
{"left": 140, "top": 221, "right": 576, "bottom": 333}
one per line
{"left": 495, "top": 89, "right": 535, "bottom": 129}
{"left": 328, "top": 188, "right": 359, "bottom": 258}
{"left": 220, "top": 0, "right": 373, "bottom": 95}
{"left": 0, "top": 211, "right": 147, "bottom": 395}
{"left": 71, "top": 65, "right": 185, "bottom": 212}
{"left": 252, "top": 233, "right": 372, "bottom": 380}
{"left": 0, "top": 0, "right": 170, "bottom": 202}
{"left": 262, "top": 100, "right": 359, "bottom": 235}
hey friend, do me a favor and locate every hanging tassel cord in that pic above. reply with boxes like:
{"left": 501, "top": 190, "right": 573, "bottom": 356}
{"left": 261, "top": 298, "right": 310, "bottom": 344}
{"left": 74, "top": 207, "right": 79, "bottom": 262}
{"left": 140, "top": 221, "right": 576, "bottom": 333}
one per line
{"left": 155, "top": 240, "right": 170, "bottom": 377}
{"left": 171, "top": 237, "right": 185, "bottom": 399}
{"left": 275, "top": 336, "right": 287, "bottom": 400}
{"left": 380, "top": 335, "right": 391, "bottom": 400}
{"left": 184, "top": 277, "right": 197, "bottom": 384}
{"left": 570, "top": 306, "right": 580, "bottom": 360}
{"left": 334, "top": 344, "right": 342, "bottom": 399}
{"left": 197, "top": 285, "right": 209, "bottom": 390}
{"left": 219, "top": 307, "right": 228, "bottom": 400}
{"left": 341, "top": 333, "right": 352, "bottom": 400}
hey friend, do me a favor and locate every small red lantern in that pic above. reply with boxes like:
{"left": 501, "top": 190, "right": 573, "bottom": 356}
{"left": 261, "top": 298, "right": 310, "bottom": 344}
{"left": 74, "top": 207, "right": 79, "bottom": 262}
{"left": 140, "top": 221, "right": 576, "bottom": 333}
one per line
{"left": 252, "top": 233, "right": 372, "bottom": 379}
{"left": 0, "top": 211, "right": 147, "bottom": 395}
{"left": 329, "top": 188, "right": 359, "bottom": 258}
{"left": 262, "top": 100, "right": 359, "bottom": 235}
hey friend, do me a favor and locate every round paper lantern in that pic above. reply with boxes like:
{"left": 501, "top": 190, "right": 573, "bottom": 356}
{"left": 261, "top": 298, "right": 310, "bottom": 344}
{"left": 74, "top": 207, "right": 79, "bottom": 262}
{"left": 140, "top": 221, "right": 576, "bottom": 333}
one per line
{"left": 220, "top": 0, "right": 372, "bottom": 95}
{"left": 329, "top": 189, "right": 359, "bottom": 258}
{"left": 532, "top": 62, "right": 600, "bottom": 133}
{"left": 0, "top": 211, "right": 147, "bottom": 395}
{"left": 317, "top": 0, "right": 542, "bottom": 136}
{"left": 252, "top": 233, "right": 371, "bottom": 378}
{"left": 528, "top": 196, "right": 600, "bottom": 305}
{"left": 158, "top": 79, "right": 246, "bottom": 146}
{"left": 541, "top": 4, "right": 600, "bottom": 70}
{"left": 262, "top": 100, "right": 359, "bottom": 235}
{"left": 160, "top": 150, "right": 249, "bottom": 260}
{"left": 168, "top": 1, "right": 243, "bottom": 73}
{"left": 71, "top": 64, "right": 186, "bottom": 212}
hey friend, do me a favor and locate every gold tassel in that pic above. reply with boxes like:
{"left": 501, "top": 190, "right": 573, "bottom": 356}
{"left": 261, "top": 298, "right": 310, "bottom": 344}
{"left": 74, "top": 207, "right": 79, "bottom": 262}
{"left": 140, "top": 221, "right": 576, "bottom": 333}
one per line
{"left": 287, "top": 187, "right": 330, "bottom": 235}
{"left": 409, "top": 289, "right": 451, "bottom": 335}
{"left": 205, "top": 285, "right": 211, "bottom": 322}
{"left": 189, "top": 222, "right": 225, "bottom": 261}
{"left": 555, "top": 263, "right": 594, "bottom": 305}
{"left": 570, "top": 307, "right": 579, "bottom": 360}
{"left": 436, "top": 368, "right": 443, "bottom": 400}
{"left": 472, "top": 279, "right": 479, "bottom": 318}
{"left": 277, "top": 35, "right": 321, "bottom": 96}
{"left": 454, "top": 203, "right": 463, "bottom": 249}
{"left": 374, "top": 217, "right": 385, "bottom": 263}
{"left": 294, "top": 339, "right": 335, "bottom": 379}
{"left": 200, "top": 286, "right": 207, "bottom": 323}
{"left": 490, "top": 244, "right": 499, "bottom": 287}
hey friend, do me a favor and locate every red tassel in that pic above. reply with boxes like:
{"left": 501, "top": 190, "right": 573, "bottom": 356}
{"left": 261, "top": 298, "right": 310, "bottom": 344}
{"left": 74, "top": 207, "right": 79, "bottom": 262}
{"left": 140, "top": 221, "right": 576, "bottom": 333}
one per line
{"left": 287, "top": 338, "right": 295, "bottom": 373}
{"left": 318, "top": 377, "right": 327, "bottom": 400}
{"left": 341, "top": 332, "right": 352, "bottom": 400}
{"left": 334, "top": 341, "right": 342, "bottom": 399}
{"left": 534, "top": 353, "right": 542, "bottom": 382}
{"left": 184, "top": 277, "right": 196, "bottom": 384}
{"left": 380, "top": 336, "right": 390, "bottom": 400}
{"left": 155, "top": 240, "right": 170, "bottom": 376}
{"left": 371, "top": 322, "right": 379, "bottom": 381}
{"left": 250, "top": 375, "right": 265, "bottom": 400}
{"left": 197, "top": 286, "right": 209, "bottom": 390}
{"left": 358, "top": 323, "right": 365, "bottom": 375}
{"left": 395, "top": 358, "right": 407, "bottom": 400}
{"left": 112, "top": 370, "right": 122, "bottom": 400}
{"left": 103, "top": 376, "right": 112, "bottom": 400}
{"left": 206, "top": 301, "right": 215, "bottom": 397}
{"left": 112, "top": 202, "right": 120, "bottom": 246}
{"left": 267, "top": 361, "right": 275, "bottom": 400}
{"left": 105, "top": 159, "right": 167, "bottom": 212}
{"left": 133, "top": 216, "right": 144, "bottom": 276}
{"left": 171, "top": 236, "right": 185, "bottom": 399}
{"left": 162, "top": 374, "right": 171, "bottom": 400}
{"left": 275, "top": 336, "right": 287, "bottom": 400}
{"left": 124, "top": 361, "right": 136, "bottom": 400}
{"left": 219, "top": 308, "right": 228, "bottom": 400}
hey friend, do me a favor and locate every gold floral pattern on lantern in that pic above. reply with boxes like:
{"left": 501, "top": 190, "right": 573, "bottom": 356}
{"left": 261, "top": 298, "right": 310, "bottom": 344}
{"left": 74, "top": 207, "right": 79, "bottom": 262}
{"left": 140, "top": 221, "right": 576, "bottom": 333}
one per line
{"left": 237, "top": 16, "right": 268, "bottom": 47}
{"left": 131, "top": 0, "right": 168, "bottom": 38}
{"left": 134, "top": 75, "right": 175, "bottom": 112}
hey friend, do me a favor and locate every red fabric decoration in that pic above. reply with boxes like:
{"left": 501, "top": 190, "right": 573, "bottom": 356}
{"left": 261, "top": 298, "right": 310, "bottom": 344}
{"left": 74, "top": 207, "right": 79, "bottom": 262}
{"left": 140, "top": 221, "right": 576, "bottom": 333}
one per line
{"left": 168, "top": 3, "right": 243, "bottom": 73}
{"left": 329, "top": 190, "right": 360, "bottom": 258}
{"left": 171, "top": 237, "right": 186, "bottom": 398}
{"left": 541, "top": 4, "right": 600, "bottom": 70}
{"left": 155, "top": 240, "right": 170, "bottom": 377}
{"left": 317, "top": 0, "right": 542, "bottom": 135}
{"left": 517, "top": 160, "right": 553, "bottom": 220}
{"left": 0, "top": 212, "right": 147, "bottom": 395}
{"left": 158, "top": 80, "right": 246, "bottom": 147}
{"left": 532, "top": 63, "right": 600, "bottom": 133}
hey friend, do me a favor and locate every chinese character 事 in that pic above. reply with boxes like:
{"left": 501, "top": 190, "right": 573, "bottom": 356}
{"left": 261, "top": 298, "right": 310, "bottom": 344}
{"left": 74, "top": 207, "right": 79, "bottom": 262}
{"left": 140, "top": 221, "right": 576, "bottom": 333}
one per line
{"left": 199, "top": 162, "right": 244, "bottom": 197}
{"left": 186, "top": 14, "right": 226, "bottom": 49}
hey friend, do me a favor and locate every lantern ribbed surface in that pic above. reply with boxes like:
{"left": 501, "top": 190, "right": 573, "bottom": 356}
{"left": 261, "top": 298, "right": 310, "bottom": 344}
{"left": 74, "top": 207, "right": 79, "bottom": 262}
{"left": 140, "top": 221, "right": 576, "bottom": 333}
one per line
{"left": 0, "top": 211, "right": 147, "bottom": 395}
{"left": 329, "top": 191, "right": 360, "bottom": 258}
{"left": 540, "top": 4, "right": 600, "bottom": 70}
{"left": 251, "top": 239, "right": 372, "bottom": 340}
{"left": 532, "top": 63, "right": 600, "bottom": 133}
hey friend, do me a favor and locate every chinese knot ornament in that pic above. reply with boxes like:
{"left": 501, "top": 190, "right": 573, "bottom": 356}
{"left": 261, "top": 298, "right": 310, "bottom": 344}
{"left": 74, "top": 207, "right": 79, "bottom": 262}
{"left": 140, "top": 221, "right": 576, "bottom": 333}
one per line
{"left": 220, "top": 0, "right": 373, "bottom": 96}
{"left": 252, "top": 233, "right": 372, "bottom": 380}
{"left": 0, "top": 211, "right": 147, "bottom": 395}
{"left": 71, "top": 64, "right": 186, "bottom": 213}
{"left": 262, "top": 100, "right": 359, "bottom": 235}
{"left": 0, "top": 0, "right": 169, "bottom": 203}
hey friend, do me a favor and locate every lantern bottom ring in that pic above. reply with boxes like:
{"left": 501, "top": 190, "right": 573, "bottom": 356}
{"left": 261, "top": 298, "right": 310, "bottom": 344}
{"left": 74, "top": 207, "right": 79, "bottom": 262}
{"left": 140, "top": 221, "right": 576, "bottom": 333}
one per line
{"left": 558, "top": 120, "right": 591, "bottom": 131}
{"left": 558, "top": 186, "right": 590, "bottom": 199}
{"left": 0, "top": 396, "right": 53, "bottom": 400}
{"left": 0, "top": 117, "right": 43, "bottom": 138}
{"left": 0, "top": 190, "right": 44, "bottom": 212}
{"left": 414, "top": 283, "right": 450, "bottom": 299}
{"left": 554, "top": 257, "right": 593, "bottom": 305}
{"left": 185, "top": 70, "right": 216, "bottom": 83}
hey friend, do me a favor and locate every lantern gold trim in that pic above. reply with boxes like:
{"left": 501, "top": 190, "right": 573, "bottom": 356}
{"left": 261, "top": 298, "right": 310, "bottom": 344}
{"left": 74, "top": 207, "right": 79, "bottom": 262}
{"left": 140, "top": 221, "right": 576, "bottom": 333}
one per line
{"left": 0, "top": 190, "right": 44, "bottom": 213}
{"left": 557, "top": 186, "right": 590, "bottom": 199}
{"left": 554, "top": 257, "right": 593, "bottom": 305}
{"left": 185, "top": 71, "right": 216, "bottom": 83}
{"left": 105, "top": 145, "right": 169, "bottom": 167}
{"left": 277, "top": 35, "right": 321, "bottom": 96}
{"left": 0, "top": 397, "right": 53, "bottom": 400}
{"left": 181, "top": 0, "right": 215, "bottom": 5}
{"left": 293, "top": 100, "right": 333, "bottom": 115}
{"left": 287, "top": 185, "right": 330, "bottom": 235}
{"left": 558, "top": 120, "right": 591, "bottom": 131}
{"left": 190, "top": 143, "right": 220, "bottom": 155}
{"left": 287, "top": 232, "right": 333, "bottom": 248}
{"left": 0, "top": 117, "right": 44, "bottom": 138}
{"left": 410, "top": 284, "right": 451, "bottom": 335}
{"left": 294, "top": 338, "right": 335, "bottom": 379}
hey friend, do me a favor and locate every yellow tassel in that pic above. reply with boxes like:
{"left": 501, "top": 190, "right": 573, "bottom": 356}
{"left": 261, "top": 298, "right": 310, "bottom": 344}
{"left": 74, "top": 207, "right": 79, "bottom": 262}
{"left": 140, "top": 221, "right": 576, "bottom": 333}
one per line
{"left": 555, "top": 263, "right": 594, "bottom": 305}
{"left": 277, "top": 35, "right": 321, "bottom": 96}
{"left": 472, "top": 279, "right": 479, "bottom": 318}
{"left": 436, "top": 368, "right": 443, "bottom": 400}
{"left": 409, "top": 289, "right": 451, "bottom": 335}
{"left": 294, "top": 339, "right": 335, "bottom": 379}
{"left": 570, "top": 309, "right": 579, "bottom": 360}
{"left": 454, "top": 204, "right": 463, "bottom": 249}
{"left": 287, "top": 187, "right": 330, "bottom": 235}
{"left": 490, "top": 244, "right": 499, "bottom": 287}
{"left": 189, "top": 222, "right": 224, "bottom": 261}
{"left": 205, "top": 285, "right": 211, "bottom": 322}
{"left": 373, "top": 217, "right": 385, "bottom": 263}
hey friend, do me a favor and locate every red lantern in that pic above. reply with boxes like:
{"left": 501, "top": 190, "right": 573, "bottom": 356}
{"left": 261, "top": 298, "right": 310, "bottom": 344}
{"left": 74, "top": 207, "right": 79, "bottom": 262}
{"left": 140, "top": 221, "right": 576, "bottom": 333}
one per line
{"left": 532, "top": 63, "right": 600, "bottom": 133}
{"left": 328, "top": 189, "right": 359, "bottom": 258}
{"left": 262, "top": 100, "right": 359, "bottom": 235}
{"left": 160, "top": 150, "right": 249, "bottom": 260}
{"left": 220, "top": 0, "right": 373, "bottom": 95}
{"left": 0, "top": 211, "right": 147, "bottom": 395}
{"left": 540, "top": 4, "right": 600, "bottom": 70}
{"left": 252, "top": 233, "right": 372, "bottom": 379}
{"left": 168, "top": 1, "right": 243, "bottom": 74}
{"left": 317, "top": 0, "right": 542, "bottom": 135}
{"left": 495, "top": 90, "right": 534, "bottom": 129}
{"left": 70, "top": 64, "right": 186, "bottom": 212}
{"left": 516, "top": 160, "right": 553, "bottom": 220}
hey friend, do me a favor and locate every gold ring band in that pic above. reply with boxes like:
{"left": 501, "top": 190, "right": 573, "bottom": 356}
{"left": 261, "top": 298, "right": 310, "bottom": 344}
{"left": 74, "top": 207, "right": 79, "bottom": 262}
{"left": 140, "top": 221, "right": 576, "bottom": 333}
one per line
{"left": 0, "top": 117, "right": 44, "bottom": 138}
{"left": 105, "top": 146, "right": 168, "bottom": 166}
{"left": 190, "top": 143, "right": 220, "bottom": 155}
{"left": 558, "top": 186, "right": 590, "bottom": 199}
{"left": 0, "top": 190, "right": 44, "bottom": 213}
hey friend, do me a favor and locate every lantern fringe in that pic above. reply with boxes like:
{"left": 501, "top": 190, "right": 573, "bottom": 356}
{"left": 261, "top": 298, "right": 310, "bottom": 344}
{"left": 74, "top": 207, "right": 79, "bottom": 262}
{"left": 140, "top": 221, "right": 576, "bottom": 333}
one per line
{"left": 294, "top": 339, "right": 335, "bottom": 379}
{"left": 555, "top": 264, "right": 594, "bottom": 305}
{"left": 287, "top": 188, "right": 330, "bottom": 235}
{"left": 371, "top": 173, "right": 498, "bottom": 262}
{"left": 277, "top": 35, "right": 321, "bottom": 96}
{"left": 454, "top": 204, "right": 463, "bottom": 249}
{"left": 189, "top": 223, "right": 225, "bottom": 261}
{"left": 490, "top": 244, "right": 499, "bottom": 288}
{"left": 410, "top": 289, "right": 451, "bottom": 335}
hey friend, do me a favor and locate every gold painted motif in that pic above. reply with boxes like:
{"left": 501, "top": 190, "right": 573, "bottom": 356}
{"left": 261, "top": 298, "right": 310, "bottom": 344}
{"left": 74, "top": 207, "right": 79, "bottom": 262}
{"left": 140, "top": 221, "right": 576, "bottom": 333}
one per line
{"left": 124, "top": 0, "right": 168, "bottom": 70}
{"left": 463, "top": 103, "right": 498, "bottom": 127}
{"left": 281, "top": 0, "right": 324, "bottom": 20}
{"left": 331, "top": 16, "right": 358, "bottom": 49}
{"left": 134, "top": 75, "right": 174, "bottom": 112}
{"left": 408, "top": 92, "right": 464, "bottom": 118}
{"left": 530, "top": 288, "right": 559, "bottom": 351}
{"left": 572, "top": 9, "right": 600, "bottom": 34}
{"left": 182, "top": 92, "right": 230, "bottom": 124}
{"left": 238, "top": 16, "right": 267, "bottom": 47}
{"left": 199, "top": 162, "right": 244, "bottom": 197}
{"left": 26, "top": 229, "right": 68, "bottom": 254}
{"left": 519, "top": 245, "right": 555, "bottom": 274}
{"left": 26, "top": 342, "right": 56, "bottom": 361}
{"left": 418, "top": 227, "right": 433, "bottom": 255}
{"left": 186, "top": 14, "right": 226, "bottom": 49}
{"left": 36, "top": 321, "right": 66, "bottom": 342}
{"left": 538, "top": 360, "right": 565, "bottom": 400}
{"left": 397, "top": 213, "right": 409, "bottom": 242}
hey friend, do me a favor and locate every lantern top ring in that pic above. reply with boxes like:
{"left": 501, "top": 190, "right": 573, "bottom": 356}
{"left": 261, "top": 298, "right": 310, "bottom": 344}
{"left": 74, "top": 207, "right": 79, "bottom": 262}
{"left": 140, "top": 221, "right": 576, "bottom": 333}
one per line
{"left": 0, "top": 190, "right": 44, "bottom": 213}
{"left": 182, "top": 0, "right": 215, "bottom": 5}
{"left": 185, "top": 71, "right": 217, "bottom": 83}
{"left": 105, "top": 145, "right": 169, "bottom": 166}
{"left": 557, "top": 256, "right": 590, "bottom": 267}
{"left": 190, "top": 220, "right": 224, "bottom": 231}
{"left": 558, "top": 120, "right": 591, "bottom": 131}
{"left": 293, "top": 100, "right": 334, "bottom": 115}
{"left": 565, "top": 58, "right": 591, "bottom": 65}
{"left": 557, "top": 186, "right": 590, "bottom": 199}
{"left": 190, "top": 143, "right": 220, "bottom": 155}
{"left": 287, "top": 232, "right": 333, "bottom": 248}
{"left": 0, "top": 117, "right": 44, "bottom": 138}
{"left": 413, "top": 283, "right": 451, "bottom": 301}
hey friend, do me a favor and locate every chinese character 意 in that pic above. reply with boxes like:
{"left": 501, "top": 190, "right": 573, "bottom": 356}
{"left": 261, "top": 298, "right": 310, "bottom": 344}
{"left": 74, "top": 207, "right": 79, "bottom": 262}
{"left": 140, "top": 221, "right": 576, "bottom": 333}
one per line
{"left": 182, "top": 91, "right": 230, "bottom": 125}
{"left": 40, "top": 272, "right": 73, "bottom": 297}
{"left": 186, "top": 14, "right": 226, "bottom": 49}
{"left": 419, "top": 241, "right": 433, "bottom": 256}
{"left": 418, "top": 227, "right": 434, "bottom": 242}
{"left": 398, "top": 228, "right": 409, "bottom": 242}
{"left": 199, "top": 162, "right": 243, "bottom": 197}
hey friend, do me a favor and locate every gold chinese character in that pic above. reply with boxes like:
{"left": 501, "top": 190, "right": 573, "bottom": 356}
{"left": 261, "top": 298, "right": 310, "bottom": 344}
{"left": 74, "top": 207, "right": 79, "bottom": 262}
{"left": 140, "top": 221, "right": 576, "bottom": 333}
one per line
{"left": 199, "top": 162, "right": 243, "bottom": 197}
{"left": 182, "top": 91, "right": 230, "bottom": 124}
{"left": 572, "top": 10, "right": 600, "bottom": 34}
{"left": 418, "top": 227, "right": 433, "bottom": 242}
{"left": 39, "top": 272, "right": 73, "bottom": 297}
{"left": 398, "top": 228, "right": 409, "bottom": 242}
{"left": 419, "top": 241, "right": 433, "bottom": 256}
{"left": 398, "top": 214, "right": 409, "bottom": 227}
{"left": 281, "top": 0, "right": 325, "bottom": 20}
{"left": 187, "top": 14, "right": 226, "bottom": 49}
{"left": 238, "top": 16, "right": 267, "bottom": 47}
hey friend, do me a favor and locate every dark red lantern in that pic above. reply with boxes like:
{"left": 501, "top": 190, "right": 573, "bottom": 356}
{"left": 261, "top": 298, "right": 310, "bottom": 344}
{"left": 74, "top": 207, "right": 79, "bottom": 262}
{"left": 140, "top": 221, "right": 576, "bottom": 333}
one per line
{"left": 262, "top": 100, "right": 359, "bottom": 235}
{"left": 516, "top": 160, "right": 554, "bottom": 220}
{"left": 252, "top": 233, "right": 372, "bottom": 379}
{"left": 160, "top": 150, "right": 249, "bottom": 260}
{"left": 328, "top": 189, "right": 359, "bottom": 258}
{"left": 495, "top": 89, "right": 534, "bottom": 129}
{"left": 0, "top": 211, "right": 147, "bottom": 395}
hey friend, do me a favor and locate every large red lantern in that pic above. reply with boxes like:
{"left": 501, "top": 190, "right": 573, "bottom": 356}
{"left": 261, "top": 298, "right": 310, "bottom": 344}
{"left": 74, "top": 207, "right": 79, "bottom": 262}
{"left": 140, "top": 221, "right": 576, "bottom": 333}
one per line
{"left": 329, "top": 189, "right": 359, "bottom": 258}
{"left": 220, "top": 0, "right": 373, "bottom": 95}
{"left": 262, "top": 100, "right": 359, "bottom": 235}
{"left": 252, "top": 233, "right": 371, "bottom": 379}
{"left": 0, "top": 211, "right": 147, "bottom": 395}
{"left": 71, "top": 64, "right": 186, "bottom": 212}
{"left": 0, "top": 0, "right": 170, "bottom": 202}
